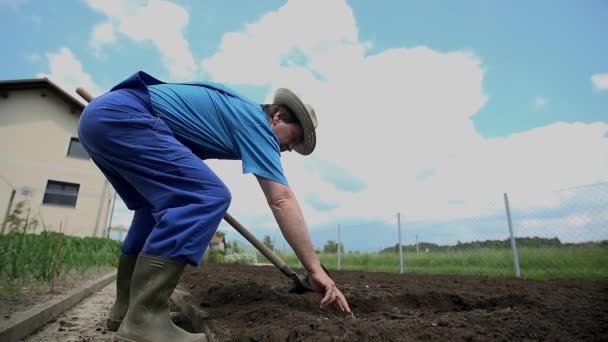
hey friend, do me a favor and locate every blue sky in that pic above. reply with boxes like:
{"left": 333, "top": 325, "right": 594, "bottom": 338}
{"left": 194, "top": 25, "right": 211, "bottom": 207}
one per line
{"left": 1, "top": 0, "right": 606, "bottom": 251}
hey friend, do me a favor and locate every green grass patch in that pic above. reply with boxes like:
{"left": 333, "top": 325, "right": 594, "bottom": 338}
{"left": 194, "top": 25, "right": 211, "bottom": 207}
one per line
{"left": 0, "top": 232, "right": 120, "bottom": 283}
{"left": 257, "top": 246, "right": 608, "bottom": 281}
{"left": 0, "top": 284, "right": 21, "bottom": 295}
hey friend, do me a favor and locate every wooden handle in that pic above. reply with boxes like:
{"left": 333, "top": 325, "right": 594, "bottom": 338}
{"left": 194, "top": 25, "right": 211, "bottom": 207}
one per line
{"left": 223, "top": 213, "right": 288, "bottom": 269}
{"left": 76, "top": 87, "right": 94, "bottom": 103}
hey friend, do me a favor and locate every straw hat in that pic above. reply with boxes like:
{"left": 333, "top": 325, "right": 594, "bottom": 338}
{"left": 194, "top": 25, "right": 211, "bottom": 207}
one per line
{"left": 273, "top": 88, "right": 318, "bottom": 155}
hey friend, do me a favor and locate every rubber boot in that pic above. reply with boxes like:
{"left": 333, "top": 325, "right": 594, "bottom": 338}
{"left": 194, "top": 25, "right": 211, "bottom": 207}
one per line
{"left": 107, "top": 253, "right": 138, "bottom": 331}
{"left": 115, "top": 254, "right": 207, "bottom": 342}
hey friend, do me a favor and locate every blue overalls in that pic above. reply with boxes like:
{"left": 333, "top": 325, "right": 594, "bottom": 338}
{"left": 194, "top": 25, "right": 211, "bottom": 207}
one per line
{"left": 77, "top": 72, "right": 231, "bottom": 266}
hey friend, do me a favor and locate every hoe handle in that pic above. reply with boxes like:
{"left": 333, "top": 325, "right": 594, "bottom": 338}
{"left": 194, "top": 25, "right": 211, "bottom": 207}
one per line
{"left": 76, "top": 87, "right": 94, "bottom": 103}
{"left": 223, "top": 213, "right": 314, "bottom": 293}
{"left": 223, "top": 213, "right": 289, "bottom": 271}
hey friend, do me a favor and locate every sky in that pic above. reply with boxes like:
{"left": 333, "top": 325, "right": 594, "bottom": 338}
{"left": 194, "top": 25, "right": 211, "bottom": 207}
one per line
{"left": 1, "top": 0, "right": 607, "bottom": 252}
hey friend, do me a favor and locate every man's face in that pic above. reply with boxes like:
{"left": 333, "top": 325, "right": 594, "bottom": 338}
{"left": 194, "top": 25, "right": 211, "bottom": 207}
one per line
{"left": 270, "top": 112, "right": 303, "bottom": 152}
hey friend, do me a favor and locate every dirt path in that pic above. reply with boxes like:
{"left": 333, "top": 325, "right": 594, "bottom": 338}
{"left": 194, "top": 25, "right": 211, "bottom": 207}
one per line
{"left": 23, "top": 283, "right": 115, "bottom": 341}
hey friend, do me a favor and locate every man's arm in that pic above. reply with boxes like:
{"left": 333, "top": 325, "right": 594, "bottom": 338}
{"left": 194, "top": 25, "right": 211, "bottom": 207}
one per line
{"left": 256, "top": 175, "right": 352, "bottom": 313}
{"left": 256, "top": 176, "right": 322, "bottom": 274}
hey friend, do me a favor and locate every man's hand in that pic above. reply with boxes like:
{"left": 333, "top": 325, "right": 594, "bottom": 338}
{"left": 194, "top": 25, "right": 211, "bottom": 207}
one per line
{"left": 309, "top": 269, "right": 351, "bottom": 313}
{"left": 257, "top": 176, "right": 351, "bottom": 313}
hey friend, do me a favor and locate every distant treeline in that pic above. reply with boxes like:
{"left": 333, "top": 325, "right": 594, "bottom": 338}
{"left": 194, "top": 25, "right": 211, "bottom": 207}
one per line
{"left": 379, "top": 237, "right": 608, "bottom": 253}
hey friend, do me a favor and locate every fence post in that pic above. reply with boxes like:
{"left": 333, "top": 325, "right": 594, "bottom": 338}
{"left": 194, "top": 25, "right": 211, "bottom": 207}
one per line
{"left": 503, "top": 193, "right": 521, "bottom": 278}
{"left": 337, "top": 224, "right": 341, "bottom": 271}
{"left": 106, "top": 191, "right": 117, "bottom": 239}
{"left": 1, "top": 189, "right": 16, "bottom": 234}
{"left": 398, "top": 212, "right": 404, "bottom": 273}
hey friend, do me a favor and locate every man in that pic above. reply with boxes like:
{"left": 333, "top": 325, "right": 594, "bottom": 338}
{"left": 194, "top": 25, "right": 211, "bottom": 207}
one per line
{"left": 78, "top": 71, "right": 350, "bottom": 342}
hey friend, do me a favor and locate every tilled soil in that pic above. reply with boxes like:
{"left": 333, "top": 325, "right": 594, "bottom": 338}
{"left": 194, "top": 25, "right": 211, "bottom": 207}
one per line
{"left": 181, "top": 264, "right": 608, "bottom": 342}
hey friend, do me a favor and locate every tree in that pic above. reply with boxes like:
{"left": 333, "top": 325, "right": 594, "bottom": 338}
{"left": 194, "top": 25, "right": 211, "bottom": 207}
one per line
{"left": 111, "top": 224, "right": 128, "bottom": 232}
{"left": 263, "top": 235, "right": 274, "bottom": 251}
{"left": 226, "top": 241, "right": 241, "bottom": 254}
{"left": 323, "top": 240, "right": 344, "bottom": 254}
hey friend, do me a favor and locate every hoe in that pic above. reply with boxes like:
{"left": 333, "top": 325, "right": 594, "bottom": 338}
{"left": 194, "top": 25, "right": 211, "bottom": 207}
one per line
{"left": 76, "top": 87, "right": 329, "bottom": 331}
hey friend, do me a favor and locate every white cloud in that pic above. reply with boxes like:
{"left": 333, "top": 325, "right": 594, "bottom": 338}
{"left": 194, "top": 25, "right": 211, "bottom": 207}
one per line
{"left": 195, "top": 0, "right": 608, "bottom": 234}
{"left": 201, "top": 0, "right": 360, "bottom": 87}
{"left": 36, "top": 47, "right": 102, "bottom": 102}
{"left": 522, "top": 214, "right": 592, "bottom": 230}
{"left": 30, "top": 14, "right": 41, "bottom": 24}
{"left": 97, "top": 0, "right": 605, "bottom": 247}
{"left": 517, "top": 213, "right": 604, "bottom": 243}
{"left": 86, "top": 0, "right": 196, "bottom": 80}
{"left": 591, "top": 73, "right": 608, "bottom": 91}
{"left": 533, "top": 96, "right": 546, "bottom": 109}
{"left": 90, "top": 21, "right": 116, "bottom": 57}
{"left": 0, "top": 0, "right": 27, "bottom": 10}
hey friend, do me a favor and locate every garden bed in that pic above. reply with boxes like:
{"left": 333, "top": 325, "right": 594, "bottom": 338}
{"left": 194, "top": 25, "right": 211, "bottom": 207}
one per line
{"left": 180, "top": 263, "right": 608, "bottom": 341}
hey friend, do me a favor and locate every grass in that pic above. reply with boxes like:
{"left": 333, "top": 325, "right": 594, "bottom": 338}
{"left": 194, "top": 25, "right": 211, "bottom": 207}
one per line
{"left": 0, "top": 232, "right": 121, "bottom": 283}
{"left": 0, "top": 284, "right": 21, "bottom": 295}
{"left": 257, "top": 246, "right": 608, "bottom": 281}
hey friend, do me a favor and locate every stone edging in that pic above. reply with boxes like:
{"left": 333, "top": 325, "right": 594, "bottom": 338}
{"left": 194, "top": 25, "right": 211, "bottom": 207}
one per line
{"left": 0, "top": 271, "right": 117, "bottom": 342}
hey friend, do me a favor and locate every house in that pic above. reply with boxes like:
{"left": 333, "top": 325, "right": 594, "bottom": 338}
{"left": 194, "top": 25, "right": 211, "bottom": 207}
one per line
{"left": 0, "top": 78, "right": 115, "bottom": 237}
{"left": 209, "top": 233, "right": 226, "bottom": 252}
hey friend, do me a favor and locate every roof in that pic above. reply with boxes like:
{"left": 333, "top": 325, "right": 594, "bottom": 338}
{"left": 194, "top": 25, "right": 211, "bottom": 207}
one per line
{"left": 0, "top": 78, "right": 86, "bottom": 112}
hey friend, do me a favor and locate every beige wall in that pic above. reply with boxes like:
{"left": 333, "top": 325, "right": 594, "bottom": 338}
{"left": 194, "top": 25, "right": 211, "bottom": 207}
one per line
{"left": 0, "top": 88, "right": 114, "bottom": 237}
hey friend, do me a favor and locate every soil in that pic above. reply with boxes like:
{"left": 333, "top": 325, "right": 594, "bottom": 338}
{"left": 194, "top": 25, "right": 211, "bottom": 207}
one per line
{"left": 19, "top": 264, "right": 608, "bottom": 341}
{"left": 180, "top": 264, "right": 608, "bottom": 342}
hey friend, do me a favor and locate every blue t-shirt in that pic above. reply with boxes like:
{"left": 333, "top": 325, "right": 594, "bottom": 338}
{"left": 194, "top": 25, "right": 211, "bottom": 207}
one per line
{"left": 147, "top": 83, "right": 288, "bottom": 185}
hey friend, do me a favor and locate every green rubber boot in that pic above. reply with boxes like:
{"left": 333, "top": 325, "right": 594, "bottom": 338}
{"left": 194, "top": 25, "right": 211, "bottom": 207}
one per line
{"left": 107, "top": 253, "right": 138, "bottom": 331}
{"left": 115, "top": 254, "right": 207, "bottom": 342}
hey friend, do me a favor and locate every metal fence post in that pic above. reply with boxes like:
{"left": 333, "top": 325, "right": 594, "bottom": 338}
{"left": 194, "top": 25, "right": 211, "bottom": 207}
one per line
{"left": 106, "top": 191, "right": 117, "bottom": 239}
{"left": 337, "top": 224, "right": 341, "bottom": 271}
{"left": 504, "top": 193, "right": 521, "bottom": 278}
{"left": 398, "top": 212, "right": 404, "bottom": 273}
{"left": 1, "top": 189, "right": 16, "bottom": 234}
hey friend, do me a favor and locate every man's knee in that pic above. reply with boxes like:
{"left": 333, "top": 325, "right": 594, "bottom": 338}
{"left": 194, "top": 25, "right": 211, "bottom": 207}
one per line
{"left": 192, "top": 182, "right": 231, "bottom": 213}
{"left": 216, "top": 184, "right": 232, "bottom": 211}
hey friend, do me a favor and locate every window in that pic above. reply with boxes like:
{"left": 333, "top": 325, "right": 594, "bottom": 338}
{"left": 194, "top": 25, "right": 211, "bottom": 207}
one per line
{"left": 43, "top": 180, "right": 80, "bottom": 207}
{"left": 67, "top": 137, "right": 90, "bottom": 159}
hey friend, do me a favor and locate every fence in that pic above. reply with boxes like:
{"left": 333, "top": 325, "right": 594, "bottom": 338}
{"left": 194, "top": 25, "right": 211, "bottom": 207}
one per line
{"left": 251, "top": 182, "right": 608, "bottom": 281}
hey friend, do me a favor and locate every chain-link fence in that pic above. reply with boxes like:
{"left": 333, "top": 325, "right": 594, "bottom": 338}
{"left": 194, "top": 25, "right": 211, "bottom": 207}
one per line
{"left": 255, "top": 183, "right": 607, "bottom": 281}
{"left": 507, "top": 183, "right": 608, "bottom": 280}
{"left": 90, "top": 181, "right": 608, "bottom": 281}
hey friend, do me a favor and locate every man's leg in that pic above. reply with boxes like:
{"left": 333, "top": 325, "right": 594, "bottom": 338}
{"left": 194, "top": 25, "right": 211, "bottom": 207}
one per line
{"left": 107, "top": 206, "right": 156, "bottom": 331}
{"left": 82, "top": 155, "right": 153, "bottom": 331}
{"left": 114, "top": 149, "right": 228, "bottom": 342}
{"left": 79, "top": 90, "right": 231, "bottom": 265}
{"left": 78, "top": 89, "right": 224, "bottom": 341}
{"left": 121, "top": 206, "right": 156, "bottom": 255}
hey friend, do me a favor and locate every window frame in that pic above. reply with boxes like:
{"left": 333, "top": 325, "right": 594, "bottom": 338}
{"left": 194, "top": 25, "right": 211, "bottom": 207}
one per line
{"left": 42, "top": 179, "right": 80, "bottom": 208}
{"left": 66, "top": 136, "right": 90, "bottom": 160}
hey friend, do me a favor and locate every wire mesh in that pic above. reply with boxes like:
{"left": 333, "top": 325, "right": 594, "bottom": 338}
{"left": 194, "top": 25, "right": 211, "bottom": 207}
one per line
{"left": 509, "top": 182, "right": 608, "bottom": 280}
{"left": 309, "top": 183, "right": 607, "bottom": 280}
